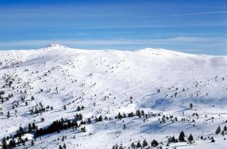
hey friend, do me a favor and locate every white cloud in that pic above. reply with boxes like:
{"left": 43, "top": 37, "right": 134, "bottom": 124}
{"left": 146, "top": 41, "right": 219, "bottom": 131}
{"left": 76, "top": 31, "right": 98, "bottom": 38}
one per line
{"left": 0, "top": 37, "right": 226, "bottom": 49}
{"left": 139, "top": 11, "right": 227, "bottom": 18}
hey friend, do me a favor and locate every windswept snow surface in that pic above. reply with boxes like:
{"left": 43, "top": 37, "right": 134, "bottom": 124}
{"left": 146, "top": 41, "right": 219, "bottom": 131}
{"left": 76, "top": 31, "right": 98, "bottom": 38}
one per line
{"left": 0, "top": 45, "right": 227, "bottom": 149}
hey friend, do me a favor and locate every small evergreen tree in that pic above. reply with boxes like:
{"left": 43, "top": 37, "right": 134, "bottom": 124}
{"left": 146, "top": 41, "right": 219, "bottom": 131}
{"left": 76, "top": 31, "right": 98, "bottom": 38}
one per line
{"left": 136, "top": 141, "right": 141, "bottom": 148}
{"left": 215, "top": 126, "right": 221, "bottom": 134}
{"left": 81, "top": 126, "right": 86, "bottom": 132}
{"left": 2, "top": 137, "right": 7, "bottom": 149}
{"left": 112, "top": 144, "right": 118, "bottom": 149}
{"left": 63, "top": 143, "right": 66, "bottom": 149}
{"left": 224, "top": 126, "right": 227, "bottom": 132}
{"left": 59, "top": 145, "right": 63, "bottom": 149}
{"left": 136, "top": 110, "right": 141, "bottom": 118}
{"left": 151, "top": 139, "right": 159, "bottom": 147}
{"left": 142, "top": 139, "right": 148, "bottom": 147}
{"left": 118, "top": 113, "right": 123, "bottom": 120}
{"left": 119, "top": 144, "right": 123, "bottom": 149}
{"left": 7, "top": 111, "right": 10, "bottom": 118}
{"left": 9, "top": 139, "right": 16, "bottom": 148}
{"left": 131, "top": 142, "right": 135, "bottom": 149}
{"left": 141, "top": 110, "right": 145, "bottom": 117}
{"left": 87, "top": 118, "right": 91, "bottom": 124}
{"left": 179, "top": 131, "right": 185, "bottom": 142}
{"left": 168, "top": 136, "right": 177, "bottom": 143}
{"left": 190, "top": 103, "right": 193, "bottom": 109}
{"left": 123, "top": 124, "right": 126, "bottom": 130}
{"left": 98, "top": 115, "right": 103, "bottom": 121}
{"left": 188, "top": 134, "right": 194, "bottom": 144}
{"left": 41, "top": 117, "right": 45, "bottom": 122}
{"left": 211, "top": 138, "right": 215, "bottom": 143}
{"left": 63, "top": 105, "right": 67, "bottom": 110}
{"left": 221, "top": 131, "right": 225, "bottom": 136}
{"left": 77, "top": 106, "right": 81, "bottom": 111}
{"left": 31, "top": 140, "right": 34, "bottom": 146}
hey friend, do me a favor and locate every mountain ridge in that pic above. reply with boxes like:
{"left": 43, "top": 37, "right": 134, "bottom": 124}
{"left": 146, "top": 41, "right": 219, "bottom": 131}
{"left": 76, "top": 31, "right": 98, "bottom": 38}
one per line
{"left": 0, "top": 45, "right": 227, "bottom": 149}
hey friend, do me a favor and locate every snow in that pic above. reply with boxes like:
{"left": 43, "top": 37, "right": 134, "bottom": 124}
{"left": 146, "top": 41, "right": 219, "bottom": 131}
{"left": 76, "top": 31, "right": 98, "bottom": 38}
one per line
{"left": 0, "top": 45, "right": 227, "bottom": 148}
{"left": 46, "top": 44, "right": 68, "bottom": 49}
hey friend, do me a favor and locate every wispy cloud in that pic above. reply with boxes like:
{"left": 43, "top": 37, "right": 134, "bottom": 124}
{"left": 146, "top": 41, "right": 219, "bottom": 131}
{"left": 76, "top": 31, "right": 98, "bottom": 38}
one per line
{"left": 136, "top": 10, "right": 227, "bottom": 18}
{"left": 0, "top": 37, "right": 226, "bottom": 49}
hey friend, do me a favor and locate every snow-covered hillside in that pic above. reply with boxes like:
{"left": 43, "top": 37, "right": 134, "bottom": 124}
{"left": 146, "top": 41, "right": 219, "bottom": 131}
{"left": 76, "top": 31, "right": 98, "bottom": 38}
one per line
{"left": 0, "top": 45, "right": 227, "bottom": 149}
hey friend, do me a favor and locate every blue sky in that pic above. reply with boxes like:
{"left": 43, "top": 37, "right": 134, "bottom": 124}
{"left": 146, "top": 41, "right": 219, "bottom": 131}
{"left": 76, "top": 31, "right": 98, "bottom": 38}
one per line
{"left": 0, "top": 0, "right": 227, "bottom": 55}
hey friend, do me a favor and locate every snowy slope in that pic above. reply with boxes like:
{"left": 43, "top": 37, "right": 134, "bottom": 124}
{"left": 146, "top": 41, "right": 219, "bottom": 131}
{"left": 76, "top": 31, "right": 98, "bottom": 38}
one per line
{"left": 0, "top": 45, "right": 227, "bottom": 149}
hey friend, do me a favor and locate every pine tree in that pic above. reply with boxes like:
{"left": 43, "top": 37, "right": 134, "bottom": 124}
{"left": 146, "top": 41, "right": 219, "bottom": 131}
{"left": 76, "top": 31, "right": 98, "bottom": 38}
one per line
{"left": 7, "top": 111, "right": 10, "bottom": 118}
{"left": 112, "top": 144, "right": 118, "bottom": 149}
{"left": 151, "top": 139, "right": 159, "bottom": 147}
{"left": 98, "top": 115, "right": 103, "bottom": 121}
{"left": 81, "top": 126, "right": 86, "bottom": 132}
{"left": 221, "top": 130, "right": 225, "bottom": 136}
{"left": 118, "top": 113, "right": 123, "bottom": 120}
{"left": 59, "top": 145, "right": 63, "bottom": 149}
{"left": 190, "top": 103, "right": 193, "bottom": 109}
{"left": 211, "top": 138, "right": 215, "bottom": 143}
{"left": 136, "top": 110, "right": 141, "bottom": 117}
{"left": 215, "top": 126, "right": 221, "bottom": 134}
{"left": 136, "top": 141, "right": 141, "bottom": 148}
{"left": 9, "top": 139, "right": 16, "bottom": 148}
{"left": 224, "top": 126, "right": 227, "bottom": 132}
{"left": 32, "top": 122, "right": 36, "bottom": 129}
{"left": 131, "top": 142, "right": 135, "bottom": 149}
{"left": 188, "top": 134, "right": 194, "bottom": 144}
{"left": 28, "top": 123, "right": 32, "bottom": 131}
{"left": 41, "top": 117, "right": 45, "bottom": 122}
{"left": 142, "top": 139, "right": 148, "bottom": 147}
{"left": 178, "top": 131, "right": 185, "bottom": 142}
{"left": 87, "top": 118, "right": 91, "bottom": 124}
{"left": 123, "top": 124, "right": 126, "bottom": 130}
{"left": 2, "top": 137, "right": 7, "bottom": 149}
{"left": 119, "top": 144, "right": 123, "bottom": 149}
{"left": 141, "top": 110, "right": 145, "bottom": 117}
{"left": 63, "top": 143, "right": 66, "bottom": 149}
{"left": 31, "top": 140, "right": 34, "bottom": 146}
{"left": 168, "top": 136, "right": 176, "bottom": 143}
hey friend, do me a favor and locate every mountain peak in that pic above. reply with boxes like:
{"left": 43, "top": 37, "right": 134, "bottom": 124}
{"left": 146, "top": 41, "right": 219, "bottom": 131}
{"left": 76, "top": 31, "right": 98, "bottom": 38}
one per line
{"left": 46, "top": 44, "right": 67, "bottom": 49}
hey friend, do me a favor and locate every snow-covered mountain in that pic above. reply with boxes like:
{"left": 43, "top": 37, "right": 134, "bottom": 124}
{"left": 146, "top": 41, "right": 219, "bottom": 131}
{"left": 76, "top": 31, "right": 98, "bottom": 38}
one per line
{"left": 0, "top": 45, "right": 227, "bottom": 149}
